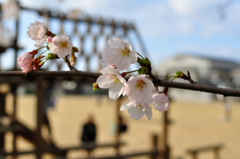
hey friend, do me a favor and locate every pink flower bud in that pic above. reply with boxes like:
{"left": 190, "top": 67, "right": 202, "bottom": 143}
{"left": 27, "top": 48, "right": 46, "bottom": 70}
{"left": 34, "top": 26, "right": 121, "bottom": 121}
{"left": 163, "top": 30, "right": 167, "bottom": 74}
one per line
{"left": 33, "top": 62, "right": 44, "bottom": 70}
{"left": 31, "top": 50, "right": 38, "bottom": 55}
{"left": 32, "top": 58, "right": 40, "bottom": 64}
{"left": 17, "top": 52, "right": 35, "bottom": 72}
{"left": 46, "top": 37, "right": 53, "bottom": 43}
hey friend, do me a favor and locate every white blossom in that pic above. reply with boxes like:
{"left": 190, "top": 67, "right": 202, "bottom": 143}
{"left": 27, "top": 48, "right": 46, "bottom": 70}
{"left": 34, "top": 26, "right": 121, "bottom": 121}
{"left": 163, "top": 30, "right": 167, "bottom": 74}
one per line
{"left": 27, "top": 21, "right": 48, "bottom": 46}
{"left": 96, "top": 67, "right": 126, "bottom": 99}
{"left": 125, "top": 74, "right": 154, "bottom": 103}
{"left": 152, "top": 93, "right": 169, "bottom": 111}
{"left": 120, "top": 100, "right": 152, "bottom": 120}
{"left": 49, "top": 36, "right": 73, "bottom": 58}
{"left": 102, "top": 38, "right": 137, "bottom": 70}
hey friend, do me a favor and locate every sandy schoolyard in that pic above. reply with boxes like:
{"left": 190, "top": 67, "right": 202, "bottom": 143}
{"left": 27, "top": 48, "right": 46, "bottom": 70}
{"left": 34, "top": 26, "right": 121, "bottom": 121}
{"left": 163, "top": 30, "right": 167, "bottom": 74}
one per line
{"left": 4, "top": 95, "right": 240, "bottom": 159}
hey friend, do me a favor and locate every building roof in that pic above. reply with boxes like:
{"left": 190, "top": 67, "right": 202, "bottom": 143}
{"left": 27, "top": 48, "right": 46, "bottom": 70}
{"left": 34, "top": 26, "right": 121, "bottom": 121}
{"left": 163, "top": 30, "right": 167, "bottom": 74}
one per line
{"left": 183, "top": 53, "right": 240, "bottom": 70}
{"left": 161, "top": 53, "right": 240, "bottom": 71}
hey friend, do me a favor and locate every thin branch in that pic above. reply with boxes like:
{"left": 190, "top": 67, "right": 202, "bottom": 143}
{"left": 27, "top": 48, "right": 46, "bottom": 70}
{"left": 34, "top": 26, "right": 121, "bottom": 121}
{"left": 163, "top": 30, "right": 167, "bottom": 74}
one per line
{"left": 0, "top": 71, "right": 240, "bottom": 97}
{"left": 153, "top": 79, "right": 240, "bottom": 97}
{"left": 63, "top": 56, "right": 78, "bottom": 71}
{"left": 187, "top": 70, "right": 197, "bottom": 84}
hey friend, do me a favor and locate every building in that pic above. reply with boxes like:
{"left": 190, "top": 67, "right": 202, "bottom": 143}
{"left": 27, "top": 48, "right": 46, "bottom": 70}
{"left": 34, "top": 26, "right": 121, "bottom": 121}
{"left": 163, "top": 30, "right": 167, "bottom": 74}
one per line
{"left": 153, "top": 53, "right": 240, "bottom": 101}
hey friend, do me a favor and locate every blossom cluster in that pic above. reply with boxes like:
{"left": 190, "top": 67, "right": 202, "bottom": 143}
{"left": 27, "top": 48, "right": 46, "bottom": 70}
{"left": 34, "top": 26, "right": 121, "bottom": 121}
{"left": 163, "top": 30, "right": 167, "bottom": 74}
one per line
{"left": 95, "top": 38, "right": 169, "bottom": 120}
{"left": 18, "top": 21, "right": 170, "bottom": 120}
{"left": 17, "top": 21, "right": 77, "bottom": 72}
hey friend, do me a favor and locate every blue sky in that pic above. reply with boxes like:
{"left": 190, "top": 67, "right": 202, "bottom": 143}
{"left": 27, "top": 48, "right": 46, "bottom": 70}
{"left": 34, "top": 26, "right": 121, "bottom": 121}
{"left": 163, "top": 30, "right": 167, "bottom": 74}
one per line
{"left": 1, "top": 0, "right": 240, "bottom": 70}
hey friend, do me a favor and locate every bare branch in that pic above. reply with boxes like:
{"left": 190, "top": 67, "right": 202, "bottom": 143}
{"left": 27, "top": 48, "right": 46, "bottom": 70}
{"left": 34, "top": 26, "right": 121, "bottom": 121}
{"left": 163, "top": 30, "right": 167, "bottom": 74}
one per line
{"left": 0, "top": 71, "right": 240, "bottom": 97}
{"left": 186, "top": 70, "right": 197, "bottom": 84}
{"left": 63, "top": 56, "right": 78, "bottom": 71}
{"left": 153, "top": 79, "right": 240, "bottom": 97}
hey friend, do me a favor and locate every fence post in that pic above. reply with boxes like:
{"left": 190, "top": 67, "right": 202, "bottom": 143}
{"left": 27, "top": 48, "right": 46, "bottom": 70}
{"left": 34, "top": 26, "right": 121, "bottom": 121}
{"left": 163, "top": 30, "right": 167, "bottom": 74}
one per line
{"left": 0, "top": 93, "right": 7, "bottom": 157}
{"left": 162, "top": 110, "right": 170, "bottom": 159}
{"left": 0, "top": 122, "right": 4, "bottom": 156}
{"left": 115, "top": 96, "right": 122, "bottom": 155}
{"left": 0, "top": 93, "right": 7, "bottom": 117}
{"left": 11, "top": 84, "right": 18, "bottom": 159}
{"left": 191, "top": 152, "right": 197, "bottom": 159}
{"left": 36, "top": 78, "right": 45, "bottom": 159}
{"left": 214, "top": 148, "right": 220, "bottom": 159}
{"left": 151, "top": 134, "right": 158, "bottom": 159}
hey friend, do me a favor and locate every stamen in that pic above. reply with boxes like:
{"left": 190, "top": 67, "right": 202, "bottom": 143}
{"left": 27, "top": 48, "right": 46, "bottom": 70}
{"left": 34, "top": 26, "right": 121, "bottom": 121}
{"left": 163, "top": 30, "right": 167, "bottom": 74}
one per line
{"left": 60, "top": 41, "right": 68, "bottom": 49}
{"left": 135, "top": 103, "right": 143, "bottom": 110}
{"left": 118, "top": 48, "right": 130, "bottom": 57}
{"left": 134, "top": 79, "right": 145, "bottom": 92}
{"left": 110, "top": 76, "right": 120, "bottom": 85}
{"left": 35, "top": 27, "right": 40, "bottom": 34}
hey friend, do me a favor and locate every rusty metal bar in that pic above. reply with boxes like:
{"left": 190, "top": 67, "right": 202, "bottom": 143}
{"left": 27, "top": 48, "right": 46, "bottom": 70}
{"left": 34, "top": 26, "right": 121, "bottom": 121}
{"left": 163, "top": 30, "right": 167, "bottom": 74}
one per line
{"left": 151, "top": 134, "right": 158, "bottom": 159}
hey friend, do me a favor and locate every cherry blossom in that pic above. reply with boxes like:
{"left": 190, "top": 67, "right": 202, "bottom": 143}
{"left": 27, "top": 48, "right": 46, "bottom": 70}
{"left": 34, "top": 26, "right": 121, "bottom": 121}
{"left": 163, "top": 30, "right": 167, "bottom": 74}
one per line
{"left": 102, "top": 38, "right": 137, "bottom": 70}
{"left": 27, "top": 21, "right": 48, "bottom": 46}
{"left": 152, "top": 93, "right": 169, "bottom": 111}
{"left": 49, "top": 36, "right": 73, "bottom": 58}
{"left": 96, "top": 67, "right": 126, "bottom": 100}
{"left": 120, "top": 101, "right": 152, "bottom": 120}
{"left": 125, "top": 74, "right": 154, "bottom": 103}
{"left": 17, "top": 52, "right": 35, "bottom": 72}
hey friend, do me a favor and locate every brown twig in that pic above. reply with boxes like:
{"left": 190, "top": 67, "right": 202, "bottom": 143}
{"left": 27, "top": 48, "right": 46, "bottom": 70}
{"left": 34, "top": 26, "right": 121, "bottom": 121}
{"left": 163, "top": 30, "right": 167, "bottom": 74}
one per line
{"left": 0, "top": 71, "right": 240, "bottom": 97}
{"left": 187, "top": 70, "right": 197, "bottom": 84}
{"left": 63, "top": 56, "right": 78, "bottom": 71}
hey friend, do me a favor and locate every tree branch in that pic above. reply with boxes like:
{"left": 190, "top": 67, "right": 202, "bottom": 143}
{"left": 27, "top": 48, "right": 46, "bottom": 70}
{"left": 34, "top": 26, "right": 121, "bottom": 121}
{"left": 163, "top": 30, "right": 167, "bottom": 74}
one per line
{"left": 0, "top": 71, "right": 240, "bottom": 97}
{"left": 63, "top": 56, "right": 78, "bottom": 71}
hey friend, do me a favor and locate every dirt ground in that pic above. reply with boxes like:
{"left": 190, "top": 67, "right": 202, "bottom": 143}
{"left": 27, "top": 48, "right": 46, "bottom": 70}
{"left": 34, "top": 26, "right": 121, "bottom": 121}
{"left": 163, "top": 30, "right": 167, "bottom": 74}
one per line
{"left": 3, "top": 95, "right": 240, "bottom": 159}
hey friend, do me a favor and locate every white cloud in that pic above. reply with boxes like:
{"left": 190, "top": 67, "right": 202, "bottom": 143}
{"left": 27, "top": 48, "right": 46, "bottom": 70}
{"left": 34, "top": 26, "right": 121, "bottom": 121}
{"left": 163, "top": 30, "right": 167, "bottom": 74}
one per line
{"left": 16, "top": 0, "right": 240, "bottom": 38}
{"left": 169, "top": 0, "right": 203, "bottom": 16}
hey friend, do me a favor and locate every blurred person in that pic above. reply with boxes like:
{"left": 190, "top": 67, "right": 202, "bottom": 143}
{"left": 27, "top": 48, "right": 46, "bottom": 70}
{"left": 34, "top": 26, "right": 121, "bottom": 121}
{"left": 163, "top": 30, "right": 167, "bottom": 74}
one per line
{"left": 80, "top": 115, "right": 97, "bottom": 158}
{"left": 118, "top": 115, "right": 127, "bottom": 134}
{"left": 223, "top": 98, "right": 231, "bottom": 121}
{"left": 110, "top": 115, "right": 128, "bottom": 135}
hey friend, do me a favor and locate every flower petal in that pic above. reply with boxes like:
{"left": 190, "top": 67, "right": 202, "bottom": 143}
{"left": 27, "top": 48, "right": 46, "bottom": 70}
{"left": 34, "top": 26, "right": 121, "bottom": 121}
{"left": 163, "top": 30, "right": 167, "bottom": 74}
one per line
{"left": 108, "top": 38, "right": 125, "bottom": 49}
{"left": 129, "top": 51, "right": 137, "bottom": 64}
{"left": 128, "top": 107, "right": 144, "bottom": 120}
{"left": 143, "top": 104, "right": 152, "bottom": 120}
{"left": 142, "top": 86, "right": 153, "bottom": 103}
{"left": 100, "top": 67, "right": 118, "bottom": 75}
{"left": 120, "top": 101, "right": 132, "bottom": 111}
{"left": 35, "top": 35, "right": 47, "bottom": 46}
{"left": 96, "top": 75, "right": 112, "bottom": 88}
{"left": 109, "top": 83, "right": 124, "bottom": 100}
